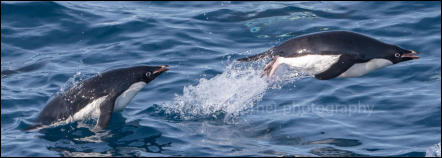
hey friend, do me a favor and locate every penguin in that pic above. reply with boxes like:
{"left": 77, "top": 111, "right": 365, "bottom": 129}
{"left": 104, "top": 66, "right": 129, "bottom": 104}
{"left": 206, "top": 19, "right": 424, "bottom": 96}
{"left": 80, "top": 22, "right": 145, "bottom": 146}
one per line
{"left": 238, "top": 31, "right": 419, "bottom": 80}
{"left": 26, "top": 65, "right": 169, "bottom": 130}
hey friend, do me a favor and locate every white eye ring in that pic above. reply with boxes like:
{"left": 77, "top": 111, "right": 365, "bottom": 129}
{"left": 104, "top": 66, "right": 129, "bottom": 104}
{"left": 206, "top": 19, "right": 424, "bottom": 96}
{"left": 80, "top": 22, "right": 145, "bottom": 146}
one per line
{"left": 395, "top": 53, "right": 401, "bottom": 58}
{"left": 146, "top": 72, "right": 152, "bottom": 77}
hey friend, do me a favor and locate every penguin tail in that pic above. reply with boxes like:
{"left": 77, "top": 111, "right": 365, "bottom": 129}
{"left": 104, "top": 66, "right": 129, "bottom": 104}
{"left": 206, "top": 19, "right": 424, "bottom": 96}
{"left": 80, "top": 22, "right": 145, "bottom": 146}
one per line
{"left": 237, "top": 49, "right": 274, "bottom": 62}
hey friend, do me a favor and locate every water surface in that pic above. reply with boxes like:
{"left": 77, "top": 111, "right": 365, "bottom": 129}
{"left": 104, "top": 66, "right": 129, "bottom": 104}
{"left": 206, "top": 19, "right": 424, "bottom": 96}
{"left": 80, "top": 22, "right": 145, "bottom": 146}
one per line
{"left": 1, "top": 1, "right": 441, "bottom": 157}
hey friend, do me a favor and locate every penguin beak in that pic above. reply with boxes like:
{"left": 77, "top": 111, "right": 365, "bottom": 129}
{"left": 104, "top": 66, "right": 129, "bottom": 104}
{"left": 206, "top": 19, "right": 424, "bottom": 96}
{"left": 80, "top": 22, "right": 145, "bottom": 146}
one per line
{"left": 153, "top": 65, "right": 169, "bottom": 74}
{"left": 401, "top": 50, "right": 420, "bottom": 59}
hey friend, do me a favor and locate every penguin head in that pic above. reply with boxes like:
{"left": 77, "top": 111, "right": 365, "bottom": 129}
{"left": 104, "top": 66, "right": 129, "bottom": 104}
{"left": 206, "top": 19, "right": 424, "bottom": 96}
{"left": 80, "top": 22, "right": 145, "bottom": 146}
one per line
{"left": 388, "top": 46, "right": 419, "bottom": 64}
{"left": 143, "top": 65, "right": 169, "bottom": 82}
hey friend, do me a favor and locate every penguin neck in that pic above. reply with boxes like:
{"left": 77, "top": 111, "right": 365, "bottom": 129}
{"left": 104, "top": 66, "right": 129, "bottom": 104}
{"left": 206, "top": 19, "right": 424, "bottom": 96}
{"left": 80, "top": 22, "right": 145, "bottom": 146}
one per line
{"left": 114, "top": 82, "right": 147, "bottom": 112}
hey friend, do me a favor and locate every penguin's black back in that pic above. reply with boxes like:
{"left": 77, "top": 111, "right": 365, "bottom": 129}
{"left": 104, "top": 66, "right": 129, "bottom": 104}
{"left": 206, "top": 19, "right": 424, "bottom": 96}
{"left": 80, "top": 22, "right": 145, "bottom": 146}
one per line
{"left": 35, "top": 66, "right": 148, "bottom": 125}
{"left": 274, "top": 31, "right": 395, "bottom": 61}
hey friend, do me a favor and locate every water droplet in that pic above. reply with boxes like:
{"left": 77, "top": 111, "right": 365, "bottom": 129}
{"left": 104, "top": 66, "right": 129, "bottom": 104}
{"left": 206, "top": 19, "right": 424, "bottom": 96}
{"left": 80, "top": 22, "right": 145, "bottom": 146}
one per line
{"left": 257, "top": 35, "right": 269, "bottom": 38}
{"left": 250, "top": 27, "right": 261, "bottom": 33}
{"left": 246, "top": 22, "right": 253, "bottom": 27}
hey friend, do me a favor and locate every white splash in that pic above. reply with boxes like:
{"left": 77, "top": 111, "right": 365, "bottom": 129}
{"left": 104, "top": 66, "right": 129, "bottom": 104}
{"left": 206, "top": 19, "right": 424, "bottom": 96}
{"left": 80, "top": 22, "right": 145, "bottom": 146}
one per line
{"left": 160, "top": 59, "right": 305, "bottom": 122}
{"left": 426, "top": 142, "right": 441, "bottom": 157}
{"left": 59, "top": 71, "right": 94, "bottom": 95}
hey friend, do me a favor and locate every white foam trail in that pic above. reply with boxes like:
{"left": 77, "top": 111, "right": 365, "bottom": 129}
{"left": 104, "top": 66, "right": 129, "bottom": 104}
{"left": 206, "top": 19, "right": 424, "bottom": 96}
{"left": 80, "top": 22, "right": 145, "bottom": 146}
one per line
{"left": 426, "top": 142, "right": 441, "bottom": 157}
{"left": 160, "top": 59, "right": 306, "bottom": 122}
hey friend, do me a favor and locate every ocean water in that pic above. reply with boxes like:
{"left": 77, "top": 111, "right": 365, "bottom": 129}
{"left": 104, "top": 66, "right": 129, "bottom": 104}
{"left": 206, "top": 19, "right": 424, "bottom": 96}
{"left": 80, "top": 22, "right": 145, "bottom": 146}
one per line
{"left": 1, "top": 1, "right": 441, "bottom": 157}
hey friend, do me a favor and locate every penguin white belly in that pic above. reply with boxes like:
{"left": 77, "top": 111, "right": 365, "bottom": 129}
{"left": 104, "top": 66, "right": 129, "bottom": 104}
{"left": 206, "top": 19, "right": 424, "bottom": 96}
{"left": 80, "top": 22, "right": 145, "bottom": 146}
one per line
{"left": 338, "top": 58, "right": 393, "bottom": 78}
{"left": 278, "top": 55, "right": 341, "bottom": 75}
{"left": 114, "top": 82, "right": 146, "bottom": 112}
{"left": 42, "top": 82, "right": 147, "bottom": 128}
{"left": 72, "top": 95, "right": 108, "bottom": 121}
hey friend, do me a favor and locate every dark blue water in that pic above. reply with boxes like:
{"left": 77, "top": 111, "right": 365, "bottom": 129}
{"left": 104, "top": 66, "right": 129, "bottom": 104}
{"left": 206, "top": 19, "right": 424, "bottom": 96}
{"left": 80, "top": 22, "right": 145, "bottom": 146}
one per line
{"left": 1, "top": 1, "right": 441, "bottom": 157}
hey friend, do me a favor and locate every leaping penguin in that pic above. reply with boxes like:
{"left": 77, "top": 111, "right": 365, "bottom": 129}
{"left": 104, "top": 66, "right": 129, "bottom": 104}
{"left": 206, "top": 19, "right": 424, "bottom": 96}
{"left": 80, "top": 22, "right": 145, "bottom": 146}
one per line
{"left": 27, "top": 65, "right": 169, "bottom": 130}
{"left": 238, "top": 31, "right": 419, "bottom": 80}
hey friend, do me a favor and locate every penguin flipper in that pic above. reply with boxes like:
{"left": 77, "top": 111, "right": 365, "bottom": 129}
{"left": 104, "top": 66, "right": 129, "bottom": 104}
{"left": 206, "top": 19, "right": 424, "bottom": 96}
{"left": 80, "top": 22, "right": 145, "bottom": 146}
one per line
{"left": 95, "top": 96, "right": 116, "bottom": 130}
{"left": 314, "top": 54, "right": 356, "bottom": 80}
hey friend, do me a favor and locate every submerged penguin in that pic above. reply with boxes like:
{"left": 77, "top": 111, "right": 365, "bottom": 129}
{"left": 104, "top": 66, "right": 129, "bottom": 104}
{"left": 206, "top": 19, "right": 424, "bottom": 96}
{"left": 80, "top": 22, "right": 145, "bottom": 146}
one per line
{"left": 27, "top": 65, "right": 169, "bottom": 130}
{"left": 238, "top": 31, "right": 419, "bottom": 80}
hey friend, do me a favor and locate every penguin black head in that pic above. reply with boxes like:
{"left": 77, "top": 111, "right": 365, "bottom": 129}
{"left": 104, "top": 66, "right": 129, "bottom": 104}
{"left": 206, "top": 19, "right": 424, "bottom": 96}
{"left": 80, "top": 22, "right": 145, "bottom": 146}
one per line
{"left": 143, "top": 65, "right": 169, "bottom": 82}
{"left": 388, "top": 46, "right": 420, "bottom": 64}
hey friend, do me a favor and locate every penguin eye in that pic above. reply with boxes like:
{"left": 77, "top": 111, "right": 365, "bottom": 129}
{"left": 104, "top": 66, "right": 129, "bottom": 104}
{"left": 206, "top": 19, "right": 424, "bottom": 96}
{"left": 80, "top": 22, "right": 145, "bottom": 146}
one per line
{"left": 145, "top": 72, "right": 152, "bottom": 77}
{"left": 394, "top": 53, "right": 401, "bottom": 58}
